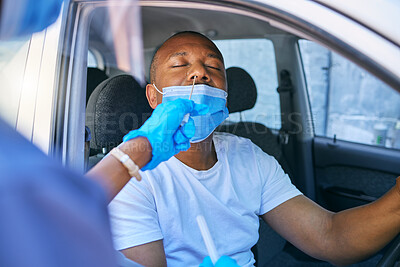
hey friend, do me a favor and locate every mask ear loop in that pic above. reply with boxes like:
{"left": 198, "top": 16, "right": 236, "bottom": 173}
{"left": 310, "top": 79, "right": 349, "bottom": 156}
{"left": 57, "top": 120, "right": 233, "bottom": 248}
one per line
{"left": 153, "top": 84, "right": 165, "bottom": 95}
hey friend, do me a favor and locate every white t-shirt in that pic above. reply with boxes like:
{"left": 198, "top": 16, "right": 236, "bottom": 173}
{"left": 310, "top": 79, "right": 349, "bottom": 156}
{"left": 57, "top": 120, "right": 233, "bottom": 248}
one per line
{"left": 108, "top": 132, "right": 302, "bottom": 267}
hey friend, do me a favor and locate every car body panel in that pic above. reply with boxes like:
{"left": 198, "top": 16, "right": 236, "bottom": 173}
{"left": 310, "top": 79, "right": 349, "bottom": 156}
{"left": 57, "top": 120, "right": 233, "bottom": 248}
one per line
{"left": 9, "top": 14, "right": 64, "bottom": 153}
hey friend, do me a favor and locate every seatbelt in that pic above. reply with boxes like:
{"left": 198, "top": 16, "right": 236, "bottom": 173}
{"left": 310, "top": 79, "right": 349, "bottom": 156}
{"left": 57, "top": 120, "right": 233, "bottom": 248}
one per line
{"left": 84, "top": 126, "right": 91, "bottom": 171}
{"left": 277, "top": 70, "right": 294, "bottom": 145}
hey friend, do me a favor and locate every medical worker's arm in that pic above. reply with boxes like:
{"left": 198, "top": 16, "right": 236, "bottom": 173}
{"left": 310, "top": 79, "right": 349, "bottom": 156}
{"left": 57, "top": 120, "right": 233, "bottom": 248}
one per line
{"left": 87, "top": 98, "right": 208, "bottom": 201}
{"left": 262, "top": 177, "right": 400, "bottom": 266}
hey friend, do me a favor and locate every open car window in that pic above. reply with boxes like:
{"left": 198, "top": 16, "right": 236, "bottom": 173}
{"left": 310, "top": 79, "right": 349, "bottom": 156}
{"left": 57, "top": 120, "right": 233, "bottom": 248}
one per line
{"left": 299, "top": 39, "right": 400, "bottom": 149}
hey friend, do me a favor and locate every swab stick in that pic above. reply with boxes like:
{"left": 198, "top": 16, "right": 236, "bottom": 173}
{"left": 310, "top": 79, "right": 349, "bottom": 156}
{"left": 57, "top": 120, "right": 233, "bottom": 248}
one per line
{"left": 181, "top": 76, "right": 197, "bottom": 125}
{"left": 196, "top": 215, "right": 219, "bottom": 264}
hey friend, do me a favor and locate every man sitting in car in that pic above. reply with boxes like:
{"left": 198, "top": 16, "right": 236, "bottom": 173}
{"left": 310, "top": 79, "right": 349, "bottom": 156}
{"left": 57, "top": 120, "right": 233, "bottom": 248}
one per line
{"left": 108, "top": 31, "right": 400, "bottom": 267}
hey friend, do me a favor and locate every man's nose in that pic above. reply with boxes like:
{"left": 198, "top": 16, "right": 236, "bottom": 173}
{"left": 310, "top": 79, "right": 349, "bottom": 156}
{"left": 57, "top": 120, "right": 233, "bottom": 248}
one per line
{"left": 187, "top": 62, "right": 210, "bottom": 83}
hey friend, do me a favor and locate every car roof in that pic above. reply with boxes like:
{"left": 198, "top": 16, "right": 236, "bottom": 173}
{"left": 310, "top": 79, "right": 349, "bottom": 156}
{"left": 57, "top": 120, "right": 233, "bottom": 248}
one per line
{"left": 141, "top": 6, "right": 288, "bottom": 48}
{"left": 314, "top": 0, "right": 400, "bottom": 46}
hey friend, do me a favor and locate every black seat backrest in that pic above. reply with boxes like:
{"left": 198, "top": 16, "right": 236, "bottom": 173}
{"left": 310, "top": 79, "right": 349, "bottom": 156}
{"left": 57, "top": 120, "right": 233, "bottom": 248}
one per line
{"left": 85, "top": 74, "right": 152, "bottom": 157}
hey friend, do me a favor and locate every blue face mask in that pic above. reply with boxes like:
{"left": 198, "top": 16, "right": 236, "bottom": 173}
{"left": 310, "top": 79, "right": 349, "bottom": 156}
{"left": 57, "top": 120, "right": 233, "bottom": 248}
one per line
{"left": 158, "top": 84, "right": 229, "bottom": 143}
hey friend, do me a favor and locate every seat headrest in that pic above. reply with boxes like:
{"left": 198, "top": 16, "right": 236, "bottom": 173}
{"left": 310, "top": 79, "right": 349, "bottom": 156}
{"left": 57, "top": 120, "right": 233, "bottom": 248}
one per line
{"left": 86, "top": 74, "right": 152, "bottom": 151}
{"left": 86, "top": 67, "right": 109, "bottom": 104}
{"left": 226, "top": 67, "right": 257, "bottom": 113}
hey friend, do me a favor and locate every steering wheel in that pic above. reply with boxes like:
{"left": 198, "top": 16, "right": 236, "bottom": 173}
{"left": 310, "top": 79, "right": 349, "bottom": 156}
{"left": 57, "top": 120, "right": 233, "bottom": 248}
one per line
{"left": 376, "top": 234, "right": 400, "bottom": 267}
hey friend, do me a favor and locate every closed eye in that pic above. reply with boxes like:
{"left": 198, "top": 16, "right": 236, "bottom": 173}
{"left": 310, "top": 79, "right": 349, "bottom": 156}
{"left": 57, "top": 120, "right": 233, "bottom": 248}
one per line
{"left": 207, "top": 65, "right": 221, "bottom": 71}
{"left": 172, "top": 64, "right": 188, "bottom": 68}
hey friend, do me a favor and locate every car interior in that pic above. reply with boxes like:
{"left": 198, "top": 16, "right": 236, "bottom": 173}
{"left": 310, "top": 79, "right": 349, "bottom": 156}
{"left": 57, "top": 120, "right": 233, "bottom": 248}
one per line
{"left": 81, "top": 2, "right": 400, "bottom": 266}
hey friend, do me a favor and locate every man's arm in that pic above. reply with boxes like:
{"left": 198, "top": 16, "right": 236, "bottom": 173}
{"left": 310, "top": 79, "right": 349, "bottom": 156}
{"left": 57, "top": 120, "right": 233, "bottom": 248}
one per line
{"left": 121, "top": 240, "right": 167, "bottom": 267}
{"left": 262, "top": 177, "right": 400, "bottom": 266}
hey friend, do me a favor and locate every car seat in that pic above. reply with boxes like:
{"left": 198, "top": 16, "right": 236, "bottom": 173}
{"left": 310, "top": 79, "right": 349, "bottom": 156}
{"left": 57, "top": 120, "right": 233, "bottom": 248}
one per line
{"left": 218, "top": 67, "right": 293, "bottom": 177}
{"left": 217, "top": 66, "right": 290, "bottom": 266}
{"left": 85, "top": 74, "right": 152, "bottom": 169}
{"left": 86, "top": 67, "right": 109, "bottom": 104}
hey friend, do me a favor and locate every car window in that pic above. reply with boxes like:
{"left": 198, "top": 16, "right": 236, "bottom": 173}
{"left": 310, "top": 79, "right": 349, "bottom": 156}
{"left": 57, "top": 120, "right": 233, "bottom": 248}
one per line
{"left": 299, "top": 39, "right": 400, "bottom": 149}
{"left": 88, "top": 49, "right": 98, "bottom": 68}
{"left": 0, "top": 37, "right": 31, "bottom": 127}
{"left": 214, "top": 39, "right": 281, "bottom": 130}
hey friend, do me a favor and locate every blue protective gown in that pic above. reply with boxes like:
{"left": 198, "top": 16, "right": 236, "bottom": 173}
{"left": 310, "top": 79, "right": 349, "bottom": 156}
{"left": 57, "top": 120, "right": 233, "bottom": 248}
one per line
{"left": 0, "top": 118, "right": 118, "bottom": 266}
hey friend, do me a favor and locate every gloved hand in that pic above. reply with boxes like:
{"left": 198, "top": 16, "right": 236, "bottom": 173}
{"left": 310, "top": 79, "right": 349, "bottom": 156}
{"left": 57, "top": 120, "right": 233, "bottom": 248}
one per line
{"left": 123, "top": 98, "right": 208, "bottom": 170}
{"left": 199, "top": 256, "right": 240, "bottom": 267}
{"left": 0, "top": 0, "right": 63, "bottom": 39}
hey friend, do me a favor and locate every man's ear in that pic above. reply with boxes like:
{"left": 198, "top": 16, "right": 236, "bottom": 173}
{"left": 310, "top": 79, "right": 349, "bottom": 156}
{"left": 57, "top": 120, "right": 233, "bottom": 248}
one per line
{"left": 146, "top": 84, "right": 159, "bottom": 109}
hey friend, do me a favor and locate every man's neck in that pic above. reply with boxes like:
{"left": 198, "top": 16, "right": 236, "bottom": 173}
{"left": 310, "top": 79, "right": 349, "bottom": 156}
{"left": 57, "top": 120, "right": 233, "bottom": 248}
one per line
{"left": 174, "top": 134, "right": 217, "bottom": 171}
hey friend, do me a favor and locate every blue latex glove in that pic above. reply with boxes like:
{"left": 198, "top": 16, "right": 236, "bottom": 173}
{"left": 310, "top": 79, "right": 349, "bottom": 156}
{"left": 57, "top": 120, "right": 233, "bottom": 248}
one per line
{"left": 123, "top": 98, "right": 208, "bottom": 170}
{"left": 0, "top": 0, "right": 63, "bottom": 39}
{"left": 19, "top": 0, "right": 63, "bottom": 36}
{"left": 200, "top": 256, "right": 240, "bottom": 267}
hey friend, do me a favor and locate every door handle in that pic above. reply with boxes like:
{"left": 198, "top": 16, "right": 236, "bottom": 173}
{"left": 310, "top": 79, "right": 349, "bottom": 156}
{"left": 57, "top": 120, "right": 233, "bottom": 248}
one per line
{"left": 324, "top": 186, "right": 377, "bottom": 202}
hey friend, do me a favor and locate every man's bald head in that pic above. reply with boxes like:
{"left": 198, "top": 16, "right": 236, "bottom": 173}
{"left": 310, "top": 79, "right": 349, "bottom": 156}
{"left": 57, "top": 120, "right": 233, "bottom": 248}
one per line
{"left": 149, "top": 31, "right": 223, "bottom": 84}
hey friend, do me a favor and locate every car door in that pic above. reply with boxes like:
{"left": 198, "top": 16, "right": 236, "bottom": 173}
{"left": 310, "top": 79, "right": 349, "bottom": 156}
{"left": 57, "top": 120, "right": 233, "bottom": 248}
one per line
{"left": 53, "top": 0, "right": 145, "bottom": 172}
{"left": 297, "top": 39, "right": 400, "bottom": 212}
{"left": 241, "top": 0, "right": 400, "bottom": 210}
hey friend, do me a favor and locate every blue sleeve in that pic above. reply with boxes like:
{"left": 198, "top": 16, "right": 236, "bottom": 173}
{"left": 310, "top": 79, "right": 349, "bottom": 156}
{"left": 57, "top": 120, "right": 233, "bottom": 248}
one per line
{"left": 0, "top": 119, "right": 118, "bottom": 267}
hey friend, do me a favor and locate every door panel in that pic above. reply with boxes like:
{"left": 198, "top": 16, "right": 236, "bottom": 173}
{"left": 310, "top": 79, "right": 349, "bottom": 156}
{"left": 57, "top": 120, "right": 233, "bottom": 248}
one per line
{"left": 313, "top": 136, "right": 399, "bottom": 211}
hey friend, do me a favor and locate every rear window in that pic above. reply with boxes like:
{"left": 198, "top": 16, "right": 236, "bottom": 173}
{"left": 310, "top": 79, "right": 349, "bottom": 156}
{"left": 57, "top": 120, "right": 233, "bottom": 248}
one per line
{"left": 214, "top": 38, "right": 280, "bottom": 129}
